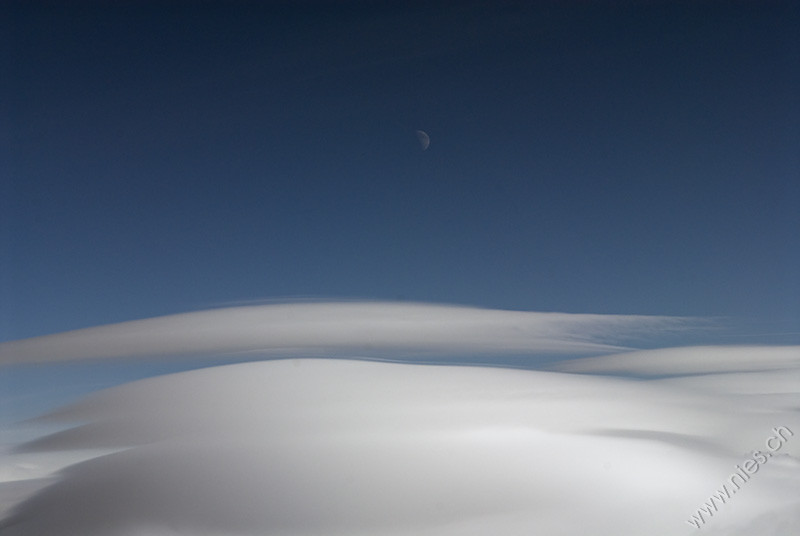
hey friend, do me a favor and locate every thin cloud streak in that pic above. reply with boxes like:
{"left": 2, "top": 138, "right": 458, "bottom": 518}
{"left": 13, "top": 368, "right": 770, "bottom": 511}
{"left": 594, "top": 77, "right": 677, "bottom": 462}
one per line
{"left": 554, "top": 345, "right": 800, "bottom": 376}
{"left": 0, "top": 302, "right": 689, "bottom": 365}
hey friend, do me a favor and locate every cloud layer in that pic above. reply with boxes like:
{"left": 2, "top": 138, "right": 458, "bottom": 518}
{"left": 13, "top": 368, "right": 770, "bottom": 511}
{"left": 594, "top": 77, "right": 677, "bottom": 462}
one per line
{"left": 1, "top": 350, "right": 799, "bottom": 535}
{"left": 554, "top": 345, "right": 800, "bottom": 376}
{"left": 0, "top": 302, "right": 688, "bottom": 364}
{"left": 1, "top": 305, "right": 797, "bottom": 534}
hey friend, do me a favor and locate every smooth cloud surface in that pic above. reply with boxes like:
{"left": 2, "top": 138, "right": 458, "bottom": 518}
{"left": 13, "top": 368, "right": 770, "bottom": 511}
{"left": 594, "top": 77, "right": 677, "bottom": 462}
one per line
{"left": 0, "top": 302, "right": 687, "bottom": 364}
{"left": 0, "top": 305, "right": 797, "bottom": 535}
{"left": 1, "top": 349, "right": 799, "bottom": 535}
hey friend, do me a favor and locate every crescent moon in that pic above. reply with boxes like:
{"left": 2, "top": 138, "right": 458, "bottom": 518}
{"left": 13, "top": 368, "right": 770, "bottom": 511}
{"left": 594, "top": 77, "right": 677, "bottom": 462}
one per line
{"left": 415, "top": 130, "right": 430, "bottom": 151}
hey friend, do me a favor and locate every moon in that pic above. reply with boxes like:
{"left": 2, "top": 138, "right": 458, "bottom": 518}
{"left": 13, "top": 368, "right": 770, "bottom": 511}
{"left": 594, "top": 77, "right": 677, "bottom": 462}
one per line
{"left": 415, "top": 130, "right": 430, "bottom": 151}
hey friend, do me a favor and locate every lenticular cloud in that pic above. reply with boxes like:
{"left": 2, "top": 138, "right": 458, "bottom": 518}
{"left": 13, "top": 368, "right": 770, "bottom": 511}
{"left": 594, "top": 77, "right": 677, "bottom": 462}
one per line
{"left": 2, "top": 352, "right": 799, "bottom": 535}
{"left": 0, "top": 303, "right": 798, "bottom": 535}
{"left": 0, "top": 301, "right": 688, "bottom": 364}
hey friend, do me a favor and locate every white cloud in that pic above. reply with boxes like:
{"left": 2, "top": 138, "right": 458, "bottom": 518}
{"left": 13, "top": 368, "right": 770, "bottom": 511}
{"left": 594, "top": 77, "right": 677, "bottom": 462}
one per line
{"left": 554, "top": 345, "right": 800, "bottom": 376}
{"left": 1, "top": 355, "right": 798, "bottom": 535}
{"left": 0, "top": 302, "right": 687, "bottom": 364}
{"left": 1, "top": 306, "right": 795, "bottom": 534}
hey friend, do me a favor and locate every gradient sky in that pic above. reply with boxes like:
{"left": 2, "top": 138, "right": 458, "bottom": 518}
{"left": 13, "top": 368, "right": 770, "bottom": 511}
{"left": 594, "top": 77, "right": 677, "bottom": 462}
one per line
{"left": 3, "top": 0, "right": 799, "bottom": 342}
{"left": 1, "top": 6, "right": 800, "bottom": 531}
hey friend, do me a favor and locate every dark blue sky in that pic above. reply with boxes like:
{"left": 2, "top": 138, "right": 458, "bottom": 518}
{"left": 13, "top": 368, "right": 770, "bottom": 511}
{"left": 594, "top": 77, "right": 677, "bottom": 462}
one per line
{"left": 3, "top": 1, "right": 799, "bottom": 341}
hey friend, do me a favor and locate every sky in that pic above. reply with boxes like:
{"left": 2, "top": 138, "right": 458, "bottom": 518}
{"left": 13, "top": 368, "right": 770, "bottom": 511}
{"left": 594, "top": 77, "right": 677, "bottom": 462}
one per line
{"left": 2, "top": 0, "right": 798, "bottom": 342}
{"left": 1, "top": 2, "right": 799, "bottom": 534}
